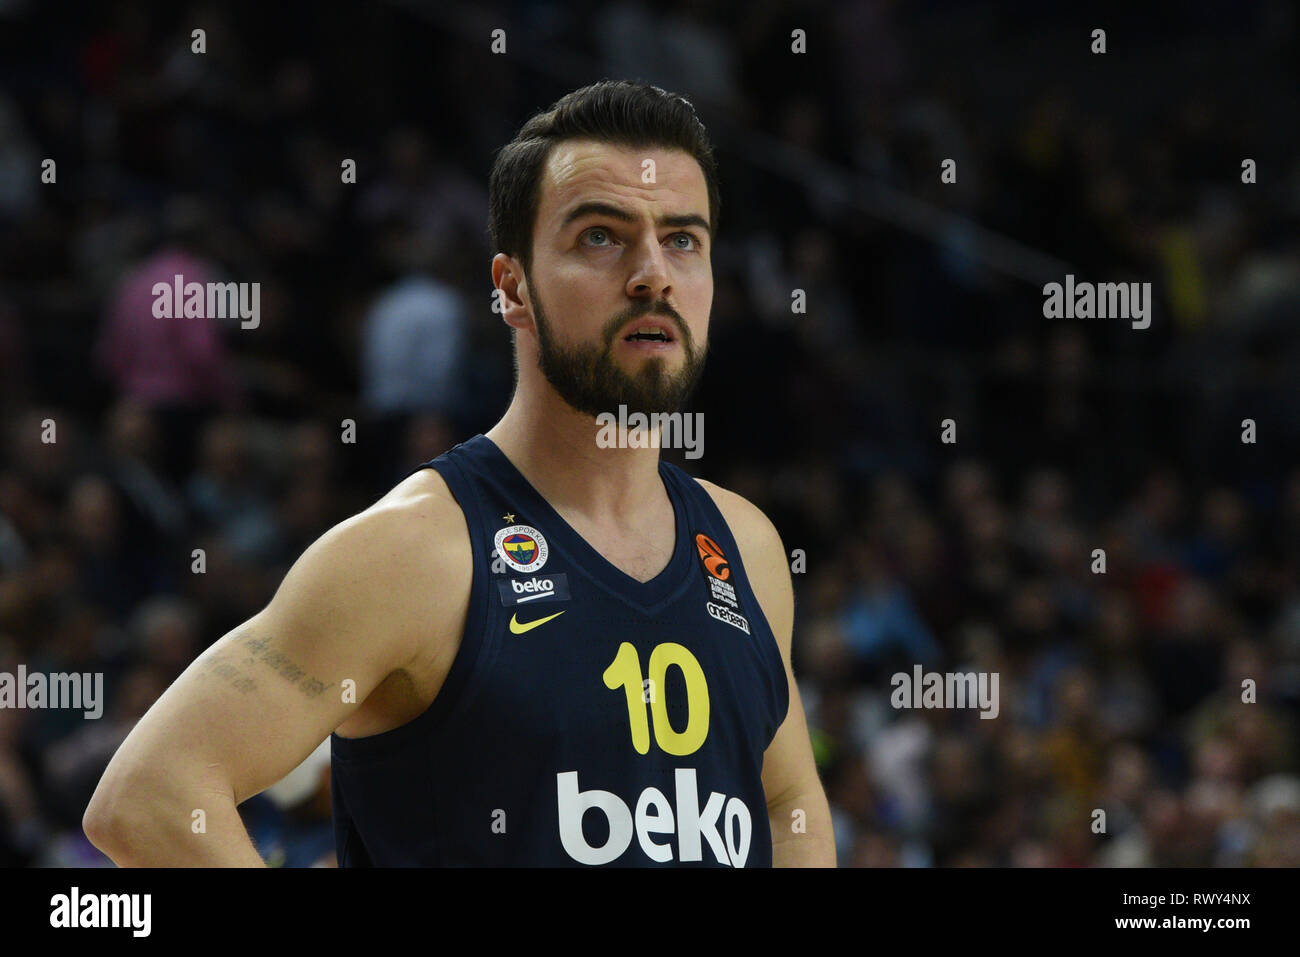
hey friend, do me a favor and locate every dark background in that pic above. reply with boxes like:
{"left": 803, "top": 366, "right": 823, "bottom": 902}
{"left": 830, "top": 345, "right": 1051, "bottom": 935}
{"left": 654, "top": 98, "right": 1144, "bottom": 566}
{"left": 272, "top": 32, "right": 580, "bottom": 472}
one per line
{"left": 0, "top": 0, "right": 1297, "bottom": 866}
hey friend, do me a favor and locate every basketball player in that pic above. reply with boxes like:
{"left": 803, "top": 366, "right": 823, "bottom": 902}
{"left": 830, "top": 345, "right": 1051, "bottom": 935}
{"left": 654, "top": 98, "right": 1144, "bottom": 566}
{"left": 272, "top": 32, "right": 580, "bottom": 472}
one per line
{"left": 84, "top": 80, "right": 835, "bottom": 867}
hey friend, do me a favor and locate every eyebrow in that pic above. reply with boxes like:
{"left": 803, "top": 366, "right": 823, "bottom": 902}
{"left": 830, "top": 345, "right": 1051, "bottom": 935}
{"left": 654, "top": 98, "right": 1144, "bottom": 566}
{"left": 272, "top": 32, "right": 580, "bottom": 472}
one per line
{"left": 559, "top": 200, "right": 711, "bottom": 237}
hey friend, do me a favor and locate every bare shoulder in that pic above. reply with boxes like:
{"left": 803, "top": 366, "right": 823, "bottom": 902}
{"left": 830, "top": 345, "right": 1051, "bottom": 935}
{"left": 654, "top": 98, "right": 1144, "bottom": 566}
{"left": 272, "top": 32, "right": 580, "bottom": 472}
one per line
{"left": 276, "top": 465, "right": 472, "bottom": 666}
{"left": 370, "top": 465, "right": 470, "bottom": 548}
{"left": 692, "top": 477, "right": 786, "bottom": 561}
{"left": 310, "top": 467, "right": 465, "bottom": 577}
{"left": 355, "top": 466, "right": 474, "bottom": 622}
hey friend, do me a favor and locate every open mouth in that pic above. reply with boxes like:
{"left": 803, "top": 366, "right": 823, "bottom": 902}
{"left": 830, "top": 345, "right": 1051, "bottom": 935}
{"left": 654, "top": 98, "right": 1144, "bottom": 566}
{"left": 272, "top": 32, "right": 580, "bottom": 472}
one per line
{"left": 620, "top": 319, "right": 677, "bottom": 344}
{"left": 625, "top": 328, "right": 671, "bottom": 342}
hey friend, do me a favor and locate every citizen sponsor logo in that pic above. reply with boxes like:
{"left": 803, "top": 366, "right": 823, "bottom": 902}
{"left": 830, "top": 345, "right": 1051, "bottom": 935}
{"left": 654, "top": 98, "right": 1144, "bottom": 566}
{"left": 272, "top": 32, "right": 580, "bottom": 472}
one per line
{"left": 556, "top": 768, "right": 752, "bottom": 867}
{"left": 49, "top": 887, "right": 151, "bottom": 937}
{"left": 706, "top": 601, "right": 750, "bottom": 635}
{"left": 497, "top": 573, "right": 570, "bottom": 606}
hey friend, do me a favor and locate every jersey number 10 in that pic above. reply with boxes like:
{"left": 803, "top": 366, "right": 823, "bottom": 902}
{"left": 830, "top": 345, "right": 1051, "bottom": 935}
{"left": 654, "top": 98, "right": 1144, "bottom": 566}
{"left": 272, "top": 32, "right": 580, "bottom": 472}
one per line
{"left": 603, "top": 642, "right": 709, "bottom": 756}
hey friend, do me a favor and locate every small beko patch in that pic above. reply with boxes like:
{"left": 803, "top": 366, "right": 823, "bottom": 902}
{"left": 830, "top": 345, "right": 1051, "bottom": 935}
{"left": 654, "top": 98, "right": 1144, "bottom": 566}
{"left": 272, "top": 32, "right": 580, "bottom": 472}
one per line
{"left": 497, "top": 573, "right": 571, "bottom": 607}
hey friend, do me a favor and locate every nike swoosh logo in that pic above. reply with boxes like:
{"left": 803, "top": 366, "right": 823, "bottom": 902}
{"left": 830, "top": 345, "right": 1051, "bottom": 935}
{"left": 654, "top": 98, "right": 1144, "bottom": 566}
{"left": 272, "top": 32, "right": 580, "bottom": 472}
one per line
{"left": 509, "top": 610, "right": 566, "bottom": 635}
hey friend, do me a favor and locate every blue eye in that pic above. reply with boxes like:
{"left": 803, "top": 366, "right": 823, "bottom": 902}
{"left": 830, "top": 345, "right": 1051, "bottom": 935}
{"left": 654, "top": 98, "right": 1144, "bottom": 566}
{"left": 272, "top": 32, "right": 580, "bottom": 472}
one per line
{"left": 580, "top": 227, "right": 700, "bottom": 251}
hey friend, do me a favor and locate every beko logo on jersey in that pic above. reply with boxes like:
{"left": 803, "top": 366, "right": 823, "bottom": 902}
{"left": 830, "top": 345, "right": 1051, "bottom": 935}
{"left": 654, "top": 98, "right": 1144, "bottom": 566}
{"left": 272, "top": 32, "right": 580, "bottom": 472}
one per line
{"left": 556, "top": 768, "right": 752, "bottom": 867}
{"left": 497, "top": 573, "right": 570, "bottom": 606}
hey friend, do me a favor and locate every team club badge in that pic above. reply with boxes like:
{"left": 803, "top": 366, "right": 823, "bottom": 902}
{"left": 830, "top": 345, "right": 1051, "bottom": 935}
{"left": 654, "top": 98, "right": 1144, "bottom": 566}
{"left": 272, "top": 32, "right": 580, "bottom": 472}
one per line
{"left": 494, "top": 524, "right": 549, "bottom": 574}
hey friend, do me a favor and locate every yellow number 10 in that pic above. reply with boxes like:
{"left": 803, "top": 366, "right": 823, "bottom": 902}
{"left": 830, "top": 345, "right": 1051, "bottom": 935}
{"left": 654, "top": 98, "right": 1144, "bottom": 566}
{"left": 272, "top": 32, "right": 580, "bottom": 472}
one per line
{"left": 603, "top": 641, "right": 710, "bottom": 756}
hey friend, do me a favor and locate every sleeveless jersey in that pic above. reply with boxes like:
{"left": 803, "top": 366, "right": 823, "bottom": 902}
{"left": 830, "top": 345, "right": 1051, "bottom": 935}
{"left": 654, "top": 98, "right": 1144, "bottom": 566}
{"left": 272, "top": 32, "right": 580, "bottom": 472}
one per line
{"left": 329, "top": 434, "right": 789, "bottom": 866}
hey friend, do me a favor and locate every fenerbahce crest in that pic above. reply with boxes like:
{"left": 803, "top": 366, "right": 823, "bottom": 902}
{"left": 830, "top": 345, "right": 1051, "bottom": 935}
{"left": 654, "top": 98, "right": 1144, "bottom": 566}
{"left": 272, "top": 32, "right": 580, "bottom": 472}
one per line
{"left": 494, "top": 524, "right": 549, "bottom": 573}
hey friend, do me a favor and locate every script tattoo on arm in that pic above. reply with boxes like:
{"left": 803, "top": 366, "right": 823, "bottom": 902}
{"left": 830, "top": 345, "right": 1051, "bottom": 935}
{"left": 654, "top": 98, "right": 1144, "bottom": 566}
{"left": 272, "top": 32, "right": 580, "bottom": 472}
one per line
{"left": 201, "top": 630, "right": 335, "bottom": 699}
{"left": 204, "top": 657, "right": 258, "bottom": 694}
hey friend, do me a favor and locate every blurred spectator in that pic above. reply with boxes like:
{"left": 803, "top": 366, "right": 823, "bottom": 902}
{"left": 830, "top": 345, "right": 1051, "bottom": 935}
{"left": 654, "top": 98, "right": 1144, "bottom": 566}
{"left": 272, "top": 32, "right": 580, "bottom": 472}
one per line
{"left": 360, "top": 269, "right": 468, "bottom": 419}
{"left": 186, "top": 416, "right": 282, "bottom": 562}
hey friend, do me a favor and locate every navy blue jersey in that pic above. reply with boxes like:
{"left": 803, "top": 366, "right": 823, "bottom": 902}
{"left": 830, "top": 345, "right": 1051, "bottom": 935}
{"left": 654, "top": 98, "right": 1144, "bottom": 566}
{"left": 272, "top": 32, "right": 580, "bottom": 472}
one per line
{"left": 329, "top": 434, "right": 789, "bottom": 866}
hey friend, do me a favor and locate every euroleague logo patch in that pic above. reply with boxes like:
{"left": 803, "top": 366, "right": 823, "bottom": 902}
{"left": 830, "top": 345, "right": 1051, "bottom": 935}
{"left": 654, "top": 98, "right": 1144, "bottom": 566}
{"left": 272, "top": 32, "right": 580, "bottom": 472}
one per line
{"left": 494, "top": 524, "right": 549, "bottom": 573}
{"left": 695, "top": 532, "right": 730, "bottom": 581}
{"left": 694, "top": 532, "right": 750, "bottom": 635}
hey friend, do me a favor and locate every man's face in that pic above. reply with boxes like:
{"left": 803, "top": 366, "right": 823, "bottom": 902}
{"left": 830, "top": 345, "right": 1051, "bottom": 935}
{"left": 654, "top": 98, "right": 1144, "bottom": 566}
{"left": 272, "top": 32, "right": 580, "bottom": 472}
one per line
{"left": 524, "top": 139, "right": 712, "bottom": 417}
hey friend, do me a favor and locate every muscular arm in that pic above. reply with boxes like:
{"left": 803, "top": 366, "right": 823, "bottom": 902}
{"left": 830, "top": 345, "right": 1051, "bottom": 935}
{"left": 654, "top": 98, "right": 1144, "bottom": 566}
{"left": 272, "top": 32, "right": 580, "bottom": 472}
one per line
{"left": 83, "top": 473, "right": 464, "bottom": 866}
{"left": 698, "top": 480, "right": 836, "bottom": 867}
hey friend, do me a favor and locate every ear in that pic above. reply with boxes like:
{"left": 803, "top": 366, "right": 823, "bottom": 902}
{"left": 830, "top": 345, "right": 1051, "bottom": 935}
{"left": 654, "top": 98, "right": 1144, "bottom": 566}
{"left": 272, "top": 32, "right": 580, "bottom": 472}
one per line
{"left": 491, "top": 253, "right": 534, "bottom": 334}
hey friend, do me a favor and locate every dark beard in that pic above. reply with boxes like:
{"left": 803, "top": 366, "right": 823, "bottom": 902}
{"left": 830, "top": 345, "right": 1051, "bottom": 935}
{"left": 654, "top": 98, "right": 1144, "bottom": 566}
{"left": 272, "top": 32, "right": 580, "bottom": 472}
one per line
{"left": 530, "top": 280, "right": 706, "bottom": 418}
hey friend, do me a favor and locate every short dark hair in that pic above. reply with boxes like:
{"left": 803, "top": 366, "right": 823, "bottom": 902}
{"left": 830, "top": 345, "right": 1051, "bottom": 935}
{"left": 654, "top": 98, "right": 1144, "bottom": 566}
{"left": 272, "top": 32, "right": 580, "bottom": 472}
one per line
{"left": 488, "top": 79, "right": 720, "bottom": 279}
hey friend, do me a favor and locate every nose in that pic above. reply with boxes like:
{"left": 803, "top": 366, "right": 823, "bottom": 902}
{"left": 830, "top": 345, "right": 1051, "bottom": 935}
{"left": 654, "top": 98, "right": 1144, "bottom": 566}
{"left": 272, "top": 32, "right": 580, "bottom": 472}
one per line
{"left": 626, "top": 236, "right": 671, "bottom": 301}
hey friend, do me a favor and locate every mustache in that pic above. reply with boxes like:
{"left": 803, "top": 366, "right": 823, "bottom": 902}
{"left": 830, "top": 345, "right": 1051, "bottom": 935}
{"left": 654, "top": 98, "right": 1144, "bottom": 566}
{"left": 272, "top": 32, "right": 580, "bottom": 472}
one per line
{"left": 603, "top": 302, "right": 689, "bottom": 347}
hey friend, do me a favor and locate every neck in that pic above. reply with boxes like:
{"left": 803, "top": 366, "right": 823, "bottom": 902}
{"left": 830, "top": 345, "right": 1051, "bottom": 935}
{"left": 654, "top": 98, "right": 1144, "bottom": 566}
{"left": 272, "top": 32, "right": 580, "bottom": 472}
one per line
{"left": 485, "top": 384, "right": 666, "bottom": 523}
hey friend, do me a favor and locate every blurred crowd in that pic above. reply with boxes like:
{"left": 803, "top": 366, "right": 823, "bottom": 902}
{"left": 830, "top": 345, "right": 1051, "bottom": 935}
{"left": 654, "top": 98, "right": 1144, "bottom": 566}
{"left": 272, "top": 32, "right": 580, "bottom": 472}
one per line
{"left": 0, "top": 1, "right": 1297, "bottom": 866}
